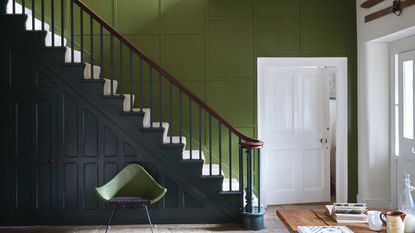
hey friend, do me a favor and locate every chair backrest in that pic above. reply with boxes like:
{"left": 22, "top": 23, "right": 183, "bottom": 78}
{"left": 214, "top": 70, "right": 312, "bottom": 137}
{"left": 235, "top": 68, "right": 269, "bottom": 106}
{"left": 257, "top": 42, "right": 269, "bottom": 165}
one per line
{"left": 95, "top": 163, "right": 167, "bottom": 204}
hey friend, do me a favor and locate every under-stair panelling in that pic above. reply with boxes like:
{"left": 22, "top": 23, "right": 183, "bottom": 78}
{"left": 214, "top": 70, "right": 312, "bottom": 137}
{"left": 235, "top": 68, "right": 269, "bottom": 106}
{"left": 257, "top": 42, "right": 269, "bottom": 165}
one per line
{"left": 2, "top": 1, "right": 247, "bottom": 225}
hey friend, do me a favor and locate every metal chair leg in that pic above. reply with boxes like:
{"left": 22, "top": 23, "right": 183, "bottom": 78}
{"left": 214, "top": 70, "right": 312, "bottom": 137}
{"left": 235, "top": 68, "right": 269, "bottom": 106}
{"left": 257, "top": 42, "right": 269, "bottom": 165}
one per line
{"left": 105, "top": 205, "right": 118, "bottom": 233}
{"left": 143, "top": 204, "right": 154, "bottom": 233}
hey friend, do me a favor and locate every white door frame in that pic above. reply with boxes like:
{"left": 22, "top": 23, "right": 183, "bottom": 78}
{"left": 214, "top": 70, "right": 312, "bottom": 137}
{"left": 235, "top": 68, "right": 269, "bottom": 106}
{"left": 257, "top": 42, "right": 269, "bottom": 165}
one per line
{"left": 257, "top": 57, "right": 348, "bottom": 205}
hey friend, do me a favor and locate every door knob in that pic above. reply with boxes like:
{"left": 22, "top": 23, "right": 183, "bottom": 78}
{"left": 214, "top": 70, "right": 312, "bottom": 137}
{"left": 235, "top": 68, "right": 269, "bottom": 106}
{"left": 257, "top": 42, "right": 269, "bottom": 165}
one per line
{"left": 320, "top": 138, "right": 328, "bottom": 144}
{"left": 48, "top": 157, "right": 56, "bottom": 164}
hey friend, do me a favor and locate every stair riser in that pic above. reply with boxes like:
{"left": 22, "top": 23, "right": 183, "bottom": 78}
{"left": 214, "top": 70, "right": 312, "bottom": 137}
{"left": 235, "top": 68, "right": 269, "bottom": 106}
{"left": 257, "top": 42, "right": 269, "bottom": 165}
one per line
{"left": 0, "top": 15, "right": 27, "bottom": 32}
{"left": 39, "top": 48, "right": 66, "bottom": 65}
{"left": 60, "top": 64, "right": 85, "bottom": 80}
{"left": 8, "top": 31, "right": 47, "bottom": 52}
{"left": 79, "top": 81, "right": 105, "bottom": 96}
{"left": 101, "top": 97, "right": 125, "bottom": 110}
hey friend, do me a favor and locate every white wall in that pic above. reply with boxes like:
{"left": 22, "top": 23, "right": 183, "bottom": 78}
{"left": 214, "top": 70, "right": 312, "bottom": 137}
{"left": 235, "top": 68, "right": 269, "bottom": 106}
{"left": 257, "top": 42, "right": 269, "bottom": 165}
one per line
{"left": 356, "top": 1, "right": 415, "bottom": 208}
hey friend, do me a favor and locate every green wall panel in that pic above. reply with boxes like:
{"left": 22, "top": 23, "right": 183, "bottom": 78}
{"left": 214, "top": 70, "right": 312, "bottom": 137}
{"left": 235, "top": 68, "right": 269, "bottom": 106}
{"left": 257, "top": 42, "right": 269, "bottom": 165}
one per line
{"left": 126, "top": 35, "right": 161, "bottom": 63}
{"left": 256, "top": 18, "right": 300, "bottom": 56}
{"left": 255, "top": 1, "right": 300, "bottom": 17}
{"left": 83, "top": 0, "right": 113, "bottom": 24}
{"left": 302, "top": 2, "right": 352, "bottom": 17}
{"left": 207, "top": 19, "right": 253, "bottom": 77}
{"left": 77, "top": 0, "right": 357, "bottom": 201}
{"left": 302, "top": 18, "right": 351, "bottom": 55}
{"left": 162, "top": 0, "right": 206, "bottom": 33}
{"left": 163, "top": 35, "right": 205, "bottom": 78}
{"left": 207, "top": 80, "right": 255, "bottom": 126}
{"left": 208, "top": 0, "right": 253, "bottom": 17}
{"left": 115, "top": 0, "right": 160, "bottom": 34}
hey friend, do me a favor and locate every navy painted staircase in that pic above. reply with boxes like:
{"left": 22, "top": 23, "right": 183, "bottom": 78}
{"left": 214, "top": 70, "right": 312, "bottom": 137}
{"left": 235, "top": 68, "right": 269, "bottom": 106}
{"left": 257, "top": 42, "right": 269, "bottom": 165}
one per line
{"left": 0, "top": 0, "right": 264, "bottom": 230}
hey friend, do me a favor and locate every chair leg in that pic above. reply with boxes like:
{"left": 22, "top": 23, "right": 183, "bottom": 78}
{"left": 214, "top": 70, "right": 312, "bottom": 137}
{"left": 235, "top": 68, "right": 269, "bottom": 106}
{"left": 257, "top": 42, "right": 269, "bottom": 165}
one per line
{"left": 143, "top": 204, "right": 154, "bottom": 233}
{"left": 105, "top": 205, "right": 118, "bottom": 233}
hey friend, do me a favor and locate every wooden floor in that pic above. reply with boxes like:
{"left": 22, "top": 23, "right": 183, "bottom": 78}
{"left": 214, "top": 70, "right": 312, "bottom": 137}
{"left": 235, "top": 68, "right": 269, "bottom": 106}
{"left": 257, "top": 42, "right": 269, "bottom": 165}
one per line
{"left": 0, "top": 203, "right": 326, "bottom": 233}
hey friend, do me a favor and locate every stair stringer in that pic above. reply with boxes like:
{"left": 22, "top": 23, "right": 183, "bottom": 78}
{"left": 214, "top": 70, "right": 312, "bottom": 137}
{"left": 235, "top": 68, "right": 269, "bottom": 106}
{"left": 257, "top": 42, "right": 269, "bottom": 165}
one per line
{"left": 2, "top": 14, "right": 243, "bottom": 225}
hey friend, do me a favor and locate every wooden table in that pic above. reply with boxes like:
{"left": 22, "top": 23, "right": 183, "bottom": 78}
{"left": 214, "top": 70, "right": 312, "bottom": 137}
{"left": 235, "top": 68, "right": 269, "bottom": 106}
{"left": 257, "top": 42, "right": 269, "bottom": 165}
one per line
{"left": 276, "top": 208, "right": 386, "bottom": 232}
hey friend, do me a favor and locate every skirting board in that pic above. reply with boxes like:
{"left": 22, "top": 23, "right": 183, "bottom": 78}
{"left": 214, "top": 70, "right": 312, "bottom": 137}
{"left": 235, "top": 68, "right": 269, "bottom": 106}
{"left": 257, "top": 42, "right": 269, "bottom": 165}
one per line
{"left": 357, "top": 194, "right": 392, "bottom": 209}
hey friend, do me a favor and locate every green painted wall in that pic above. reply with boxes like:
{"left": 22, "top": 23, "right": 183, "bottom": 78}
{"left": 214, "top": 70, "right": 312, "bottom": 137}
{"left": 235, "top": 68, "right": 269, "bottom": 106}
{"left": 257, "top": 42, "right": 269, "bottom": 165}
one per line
{"left": 34, "top": 0, "right": 357, "bottom": 201}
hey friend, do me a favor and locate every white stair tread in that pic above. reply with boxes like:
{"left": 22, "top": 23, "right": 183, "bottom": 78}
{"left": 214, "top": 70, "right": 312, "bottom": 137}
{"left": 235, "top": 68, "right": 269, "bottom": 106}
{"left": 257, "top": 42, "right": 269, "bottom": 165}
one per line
{"left": 163, "top": 136, "right": 186, "bottom": 144}
{"left": 141, "top": 108, "right": 151, "bottom": 127}
{"left": 149, "top": 122, "right": 169, "bottom": 139}
{"left": 123, "top": 94, "right": 135, "bottom": 112}
{"left": 45, "top": 31, "right": 66, "bottom": 47}
{"left": 6, "top": 1, "right": 32, "bottom": 15}
{"left": 6, "top": 1, "right": 51, "bottom": 31}
{"left": 222, "top": 178, "right": 259, "bottom": 206}
{"left": 103, "top": 79, "right": 118, "bottom": 96}
{"left": 83, "top": 63, "right": 101, "bottom": 80}
{"left": 182, "top": 150, "right": 205, "bottom": 160}
{"left": 222, "top": 178, "right": 239, "bottom": 191}
{"left": 65, "top": 47, "right": 81, "bottom": 63}
{"left": 144, "top": 121, "right": 168, "bottom": 129}
{"left": 202, "top": 164, "right": 223, "bottom": 176}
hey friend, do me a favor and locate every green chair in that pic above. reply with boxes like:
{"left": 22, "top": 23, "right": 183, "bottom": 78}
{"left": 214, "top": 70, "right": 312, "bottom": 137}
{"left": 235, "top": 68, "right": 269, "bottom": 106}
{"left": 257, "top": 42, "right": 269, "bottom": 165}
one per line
{"left": 95, "top": 163, "right": 167, "bottom": 233}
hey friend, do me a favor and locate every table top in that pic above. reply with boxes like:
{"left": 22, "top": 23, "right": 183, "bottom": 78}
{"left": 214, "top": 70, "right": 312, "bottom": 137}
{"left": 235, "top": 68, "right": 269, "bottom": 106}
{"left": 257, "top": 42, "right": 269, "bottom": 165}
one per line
{"left": 276, "top": 208, "right": 386, "bottom": 233}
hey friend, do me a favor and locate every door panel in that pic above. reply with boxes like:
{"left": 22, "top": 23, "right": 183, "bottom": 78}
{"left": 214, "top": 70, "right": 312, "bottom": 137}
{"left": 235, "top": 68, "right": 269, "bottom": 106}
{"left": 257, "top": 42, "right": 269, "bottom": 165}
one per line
{"left": 262, "top": 67, "right": 330, "bottom": 204}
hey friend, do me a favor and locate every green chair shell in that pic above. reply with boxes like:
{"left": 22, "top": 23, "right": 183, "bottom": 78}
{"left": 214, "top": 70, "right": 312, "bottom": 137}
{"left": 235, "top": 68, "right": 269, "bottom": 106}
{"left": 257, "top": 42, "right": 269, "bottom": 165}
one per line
{"left": 95, "top": 163, "right": 167, "bottom": 204}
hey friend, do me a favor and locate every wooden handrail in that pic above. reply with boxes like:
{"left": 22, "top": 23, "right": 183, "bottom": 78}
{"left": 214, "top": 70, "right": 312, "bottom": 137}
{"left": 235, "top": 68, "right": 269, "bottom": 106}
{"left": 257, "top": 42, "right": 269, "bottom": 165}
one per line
{"left": 73, "top": 0, "right": 263, "bottom": 148}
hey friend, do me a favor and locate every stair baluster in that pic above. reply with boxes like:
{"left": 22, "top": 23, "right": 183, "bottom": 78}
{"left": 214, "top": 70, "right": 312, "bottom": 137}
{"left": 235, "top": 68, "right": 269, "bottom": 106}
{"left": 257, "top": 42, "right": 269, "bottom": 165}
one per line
{"left": 119, "top": 42, "right": 123, "bottom": 93}
{"left": 169, "top": 82, "right": 173, "bottom": 143}
{"left": 209, "top": 113, "right": 212, "bottom": 175}
{"left": 80, "top": 8, "right": 83, "bottom": 62}
{"left": 31, "top": 0, "right": 34, "bottom": 28}
{"left": 99, "top": 25, "right": 103, "bottom": 78}
{"left": 109, "top": 34, "right": 113, "bottom": 95}
{"left": 179, "top": 91, "right": 183, "bottom": 142}
{"left": 159, "top": 73, "right": 162, "bottom": 128}
{"left": 60, "top": 0, "right": 63, "bottom": 45}
{"left": 129, "top": 50, "right": 133, "bottom": 112}
{"left": 189, "top": 97, "right": 192, "bottom": 159}
{"left": 198, "top": 105, "right": 202, "bottom": 160}
{"left": 40, "top": 0, "right": 43, "bottom": 29}
{"left": 229, "top": 130, "right": 232, "bottom": 191}
{"left": 70, "top": 0, "right": 73, "bottom": 62}
{"left": 50, "top": 0, "right": 53, "bottom": 46}
{"left": 139, "top": 57, "right": 143, "bottom": 111}
{"left": 90, "top": 15, "right": 94, "bottom": 79}
{"left": 149, "top": 67, "right": 153, "bottom": 127}
{"left": 218, "top": 123, "right": 222, "bottom": 173}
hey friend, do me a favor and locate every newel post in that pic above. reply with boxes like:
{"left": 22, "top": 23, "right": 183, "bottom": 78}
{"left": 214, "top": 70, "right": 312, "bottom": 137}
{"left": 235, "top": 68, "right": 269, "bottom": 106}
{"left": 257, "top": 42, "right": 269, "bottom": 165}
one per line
{"left": 240, "top": 140, "right": 264, "bottom": 231}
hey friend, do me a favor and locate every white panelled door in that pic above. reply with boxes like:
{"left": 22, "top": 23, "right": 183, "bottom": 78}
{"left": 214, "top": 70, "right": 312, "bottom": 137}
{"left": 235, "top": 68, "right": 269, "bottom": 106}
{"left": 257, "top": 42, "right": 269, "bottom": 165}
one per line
{"left": 397, "top": 50, "right": 415, "bottom": 197}
{"left": 262, "top": 67, "right": 330, "bottom": 205}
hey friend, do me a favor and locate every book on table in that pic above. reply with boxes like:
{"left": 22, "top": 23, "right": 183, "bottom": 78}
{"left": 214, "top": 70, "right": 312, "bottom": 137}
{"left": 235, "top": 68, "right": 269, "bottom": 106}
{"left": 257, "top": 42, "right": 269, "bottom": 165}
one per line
{"left": 297, "top": 226, "right": 354, "bottom": 233}
{"left": 325, "top": 203, "right": 368, "bottom": 224}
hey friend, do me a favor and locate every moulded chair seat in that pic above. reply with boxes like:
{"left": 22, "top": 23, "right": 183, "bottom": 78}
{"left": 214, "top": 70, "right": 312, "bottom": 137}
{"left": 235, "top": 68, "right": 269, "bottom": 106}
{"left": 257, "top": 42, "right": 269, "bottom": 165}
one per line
{"left": 95, "top": 163, "right": 167, "bottom": 233}
{"left": 95, "top": 163, "right": 167, "bottom": 204}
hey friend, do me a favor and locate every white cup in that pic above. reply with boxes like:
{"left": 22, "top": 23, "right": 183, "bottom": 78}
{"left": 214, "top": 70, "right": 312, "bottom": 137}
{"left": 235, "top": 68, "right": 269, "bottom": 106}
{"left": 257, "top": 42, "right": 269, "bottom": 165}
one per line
{"left": 368, "top": 210, "right": 383, "bottom": 231}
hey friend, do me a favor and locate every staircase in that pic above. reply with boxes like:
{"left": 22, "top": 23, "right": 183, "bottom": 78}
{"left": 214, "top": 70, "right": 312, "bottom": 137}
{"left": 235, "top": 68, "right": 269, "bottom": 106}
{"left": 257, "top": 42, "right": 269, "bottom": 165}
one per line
{"left": 1, "top": 0, "right": 264, "bottom": 230}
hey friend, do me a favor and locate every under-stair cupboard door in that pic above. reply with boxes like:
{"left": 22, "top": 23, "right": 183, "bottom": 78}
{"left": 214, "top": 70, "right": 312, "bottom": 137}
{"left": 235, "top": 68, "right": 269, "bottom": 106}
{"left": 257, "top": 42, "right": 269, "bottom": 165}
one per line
{"left": 9, "top": 94, "right": 58, "bottom": 216}
{"left": 261, "top": 67, "right": 330, "bottom": 205}
{"left": 397, "top": 50, "right": 415, "bottom": 197}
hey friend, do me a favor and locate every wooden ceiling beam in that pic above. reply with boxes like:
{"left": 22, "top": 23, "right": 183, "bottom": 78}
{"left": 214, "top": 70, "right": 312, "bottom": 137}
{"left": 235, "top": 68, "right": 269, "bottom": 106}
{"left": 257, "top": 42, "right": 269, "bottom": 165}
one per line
{"left": 360, "top": 0, "right": 385, "bottom": 8}
{"left": 365, "top": 0, "right": 415, "bottom": 22}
